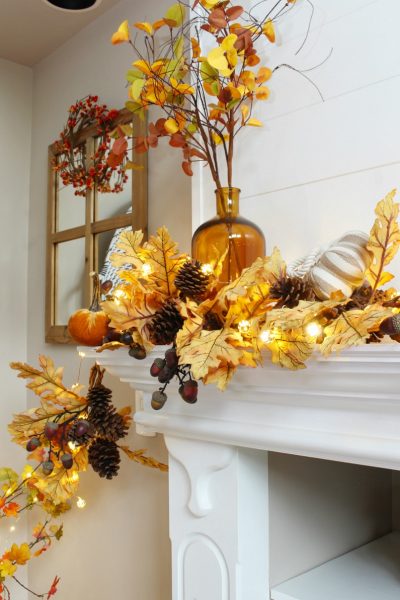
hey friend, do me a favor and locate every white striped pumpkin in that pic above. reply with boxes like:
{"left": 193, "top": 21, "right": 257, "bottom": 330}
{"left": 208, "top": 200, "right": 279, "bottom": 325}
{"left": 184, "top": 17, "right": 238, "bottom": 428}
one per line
{"left": 288, "top": 231, "right": 372, "bottom": 300}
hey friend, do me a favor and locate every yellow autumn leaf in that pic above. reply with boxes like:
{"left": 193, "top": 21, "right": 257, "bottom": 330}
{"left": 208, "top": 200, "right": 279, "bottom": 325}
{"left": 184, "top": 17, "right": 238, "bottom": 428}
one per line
{"left": 366, "top": 189, "right": 400, "bottom": 291}
{"left": 10, "top": 356, "right": 85, "bottom": 408}
{"left": 4, "top": 543, "right": 31, "bottom": 566}
{"left": 165, "top": 118, "right": 180, "bottom": 134}
{"left": 142, "top": 227, "right": 187, "bottom": 296}
{"left": 263, "top": 19, "right": 275, "bottom": 42}
{"left": 134, "top": 22, "right": 154, "bottom": 35}
{"left": 178, "top": 328, "right": 243, "bottom": 381}
{"left": 0, "top": 559, "right": 17, "bottom": 578}
{"left": 110, "top": 229, "right": 144, "bottom": 271}
{"left": 320, "top": 306, "right": 394, "bottom": 355}
{"left": 102, "top": 290, "right": 162, "bottom": 345}
{"left": 266, "top": 300, "right": 340, "bottom": 332}
{"left": 34, "top": 466, "right": 79, "bottom": 504}
{"left": 207, "top": 47, "right": 232, "bottom": 76}
{"left": 202, "top": 360, "right": 237, "bottom": 390}
{"left": 267, "top": 330, "right": 313, "bottom": 370}
{"left": 246, "top": 118, "right": 263, "bottom": 127}
{"left": 111, "top": 20, "right": 130, "bottom": 45}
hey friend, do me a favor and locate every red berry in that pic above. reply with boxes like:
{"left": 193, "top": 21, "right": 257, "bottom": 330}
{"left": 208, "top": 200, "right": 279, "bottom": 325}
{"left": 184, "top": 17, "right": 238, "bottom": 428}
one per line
{"left": 44, "top": 422, "right": 59, "bottom": 440}
{"left": 179, "top": 380, "right": 198, "bottom": 404}
{"left": 165, "top": 348, "right": 178, "bottom": 369}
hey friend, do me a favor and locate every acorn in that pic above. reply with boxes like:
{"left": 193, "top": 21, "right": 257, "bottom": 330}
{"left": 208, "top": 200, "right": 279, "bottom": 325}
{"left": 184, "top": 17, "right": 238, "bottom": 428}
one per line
{"left": 61, "top": 453, "right": 74, "bottom": 470}
{"left": 120, "top": 331, "right": 133, "bottom": 345}
{"left": 42, "top": 461, "right": 55, "bottom": 475}
{"left": 179, "top": 380, "right": 198, "bottom": 404}
{"left": 150, "top": 358, "right": 166, "bottom": 377}
{"left": 26, "top": 437, "right": 41, "bottom": 452}
{"left": 129, "top": 344, "right": 146, "bottom": 360}
{"left": 379, "top": 314, "right": 400, "bottom": 336}
{"left": 151, "top": 390, "right": 168, "bottom": 410}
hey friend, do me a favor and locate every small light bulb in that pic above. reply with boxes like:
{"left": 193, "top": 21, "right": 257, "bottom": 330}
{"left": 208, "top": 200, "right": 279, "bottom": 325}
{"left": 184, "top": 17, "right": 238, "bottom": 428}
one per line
{"left": 71, "top": 383, "right": 80, "bottom": 390}
{"left": 76, "top": 496, "right": 86, "bottom": 509}
{"left": 141, "top": 263, "right": 152, "bottom": 276}
{"left": 260, "top": 330, "right": 271, "bottom": 343}
{"left": 32, "top": 497, "right": 38, "bottom": 503}
{"left": 201, "top": 263, "right": 213, "bottom": 276}
{"left": 70, "top": 472, "right": 80, "bottom": 483}
{"left": 114, "top": 289, "right": 126, "bottom": 299}
{"left": 306, "top": 321, "right": 322, "bottom": 338}
{"left": 238, "top": 319, "right": 250, "bottom": 335}
{"left": 78, "top": 351, "right": 86, "bottom": 358}
{"left": 9, "top": 525, "right": 16, "bottom": 533}
{"left": 5, "top": 487, "right": 13, "bottom": 497}
{"left": 68, "top": 441, "right": 78, "bottom": 451}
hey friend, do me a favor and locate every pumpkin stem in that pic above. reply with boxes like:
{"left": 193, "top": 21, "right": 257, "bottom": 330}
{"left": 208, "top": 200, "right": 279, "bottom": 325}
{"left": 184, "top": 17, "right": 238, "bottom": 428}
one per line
{"left": 89, "top": 272, "right": 101, "bottom": 312}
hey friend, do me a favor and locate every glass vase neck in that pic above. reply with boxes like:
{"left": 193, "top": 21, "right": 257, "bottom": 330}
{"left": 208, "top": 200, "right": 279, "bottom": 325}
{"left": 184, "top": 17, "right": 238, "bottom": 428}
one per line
{"left": 216, "top": 187, "right": 240, "bottom": 218}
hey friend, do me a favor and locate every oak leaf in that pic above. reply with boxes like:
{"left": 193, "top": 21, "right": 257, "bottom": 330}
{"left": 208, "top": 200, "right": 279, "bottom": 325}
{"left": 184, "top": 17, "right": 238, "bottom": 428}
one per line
{"left": 178, "top": 328, "right": 243, "bottom": 381}
{"left": 366, "top": 189, "right": 400, "bottom": 291}
{"left": 267, "top": 330, "right": 313, "bottom": 370}
{"left": 320, "top": 306, "right": 393, "bottom": 355}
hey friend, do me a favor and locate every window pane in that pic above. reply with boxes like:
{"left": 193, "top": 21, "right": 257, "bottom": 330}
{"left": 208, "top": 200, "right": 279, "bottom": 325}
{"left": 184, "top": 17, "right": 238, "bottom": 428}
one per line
{"left": 57, "top": 172, "right": 86, "bottom": 231}
{"left": 56, "top": 238, "right": 86, "bottom": 324}
{"left": 96, "top": 169, "right": 132, "bottom": 221}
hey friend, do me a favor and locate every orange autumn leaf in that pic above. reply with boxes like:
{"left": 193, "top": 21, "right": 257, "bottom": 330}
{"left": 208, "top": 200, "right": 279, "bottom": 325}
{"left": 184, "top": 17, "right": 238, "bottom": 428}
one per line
{"left": 111, "top": 20, "right": 130, "bottom": 45}
{"left": 134, "top": 22, "right": 154, "bottom": 35}
{"left": 246, "top": 54, "right": 260, "bottom": 66}
{"left": 191, "top": 37, "right": 201, "bottom": 59}
{"left": 255, "top": 86, "right": 270, "bottom": 100}
{"left": 3, "top": 543, "right": 31, "bottom": 565}
{"left": 2, "top": 502, "right": 20, "bottom": 517}
{"left": 256, "top": 66, "right": 272, "bottom": 84}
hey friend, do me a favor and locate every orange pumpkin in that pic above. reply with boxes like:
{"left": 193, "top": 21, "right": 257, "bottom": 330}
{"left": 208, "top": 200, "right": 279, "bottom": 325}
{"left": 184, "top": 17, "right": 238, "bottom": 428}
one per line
{"left": 68, "top": 273, "right": 109, "bottom": 346}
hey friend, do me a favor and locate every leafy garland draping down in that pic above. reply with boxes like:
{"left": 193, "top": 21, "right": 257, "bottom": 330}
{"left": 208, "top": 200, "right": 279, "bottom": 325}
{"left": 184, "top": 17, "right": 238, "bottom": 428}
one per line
{"left": 1, "top": 358, "right": 167, "bottom": 599}
{"left": 97, "top": 190, "right": 400, "bottom": 395}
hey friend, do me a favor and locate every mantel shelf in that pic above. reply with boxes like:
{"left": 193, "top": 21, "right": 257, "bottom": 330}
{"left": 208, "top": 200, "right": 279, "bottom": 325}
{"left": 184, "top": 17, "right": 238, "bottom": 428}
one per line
{"left": 81, "top": 344, "right": 400, "bottom": 470}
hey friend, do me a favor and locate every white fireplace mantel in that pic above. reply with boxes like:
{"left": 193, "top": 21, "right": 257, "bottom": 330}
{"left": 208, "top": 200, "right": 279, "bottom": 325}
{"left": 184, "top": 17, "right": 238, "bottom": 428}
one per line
{"left": 81, "top": 345, "right": 400, "bottom": 600}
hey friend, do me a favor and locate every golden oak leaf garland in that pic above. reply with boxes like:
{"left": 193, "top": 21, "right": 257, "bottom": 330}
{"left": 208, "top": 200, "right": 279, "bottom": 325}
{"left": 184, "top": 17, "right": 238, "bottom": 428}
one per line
{"left": 73, "top": 190, "right": 400, "bottom": 408}
{"left": 2, "top": 358, "right": 167, "bottom": 599}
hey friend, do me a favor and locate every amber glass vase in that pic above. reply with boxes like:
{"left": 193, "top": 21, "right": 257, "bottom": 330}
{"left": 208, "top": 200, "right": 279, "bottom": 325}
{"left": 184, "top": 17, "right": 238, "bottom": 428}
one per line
{"left": 192, "top": 187, "right": 265, "bottom": 284}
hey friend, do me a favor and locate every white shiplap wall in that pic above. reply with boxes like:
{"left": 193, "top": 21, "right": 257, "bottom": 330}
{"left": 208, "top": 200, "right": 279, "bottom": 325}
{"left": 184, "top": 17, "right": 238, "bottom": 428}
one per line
{"left": 193, "top": 0, "right": 400, "bottom": 586}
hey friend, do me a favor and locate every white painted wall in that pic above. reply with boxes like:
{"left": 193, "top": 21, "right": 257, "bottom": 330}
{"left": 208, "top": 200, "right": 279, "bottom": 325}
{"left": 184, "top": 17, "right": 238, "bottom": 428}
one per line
{"left": 27, "top": 0, "right": 190, "bottom": 598}
{"left": 0, "top": 56, "right": 32, "bottom": 600}
{"left": 192, "top": 0, "right": 400, "bottom": 586}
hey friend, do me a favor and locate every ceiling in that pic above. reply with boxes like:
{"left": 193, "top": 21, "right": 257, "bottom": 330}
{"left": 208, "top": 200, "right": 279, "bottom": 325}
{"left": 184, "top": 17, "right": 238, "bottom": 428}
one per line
{"left": 0, "top": 0, "right": 122, "bottom": 67}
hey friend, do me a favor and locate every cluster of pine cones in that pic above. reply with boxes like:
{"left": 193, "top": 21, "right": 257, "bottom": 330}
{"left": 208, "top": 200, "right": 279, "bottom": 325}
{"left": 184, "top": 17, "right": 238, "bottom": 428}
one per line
{"left": 147, "top": 261, "right": 210, "bottom": 346}
{"left": 68, "top": 380, "right": 128, "bottom": 479}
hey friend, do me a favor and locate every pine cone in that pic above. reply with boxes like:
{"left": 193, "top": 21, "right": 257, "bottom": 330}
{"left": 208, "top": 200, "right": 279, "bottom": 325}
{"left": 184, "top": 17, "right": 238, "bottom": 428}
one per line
{"left": 67, "top": 419, "right": 94, "bottom": 446}
{"left": 88, "top": 439, "right": 121, "bottom": 479}
{"left": 87, "top": 383, "right": 128, "bottom": 442}
{"left": 175, "top": 260, "right": 209, "bottom": 300}
{"left": 87, "top": 384, "right": 112, "bottom": 410}
{"left": 148, "top": 300, "right": 184, "bottom": 345}
{"left": 270, "top": 275, "right": 316, "bottom": 308}
{"left": 351, "top": 282, "right": 373, "bottom": 308}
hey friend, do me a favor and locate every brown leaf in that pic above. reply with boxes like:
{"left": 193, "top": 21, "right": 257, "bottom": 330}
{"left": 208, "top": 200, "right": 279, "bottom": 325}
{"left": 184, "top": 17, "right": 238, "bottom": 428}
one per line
{"left": 119, "top": 446, "right": 168, "bottom": 471}
{"left": 226, "top": 5, "right": 244, "bottom": 20}
{"left": 182, "top": 161, "right": 193, "bottom": 176}
{"left": 208, "top": 8, "right": 228, "bottom": 28}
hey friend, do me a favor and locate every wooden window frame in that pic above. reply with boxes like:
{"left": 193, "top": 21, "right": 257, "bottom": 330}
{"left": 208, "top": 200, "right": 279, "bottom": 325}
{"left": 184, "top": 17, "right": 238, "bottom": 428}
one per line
{"left": 45, "top": 109, "right": 147, "bottom": 344}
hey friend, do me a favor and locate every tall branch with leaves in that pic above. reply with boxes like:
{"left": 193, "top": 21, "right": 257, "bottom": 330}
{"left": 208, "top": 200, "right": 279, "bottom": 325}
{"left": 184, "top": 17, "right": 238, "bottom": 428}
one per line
{"left": 108, "top": 0, "right": 298, "bottom": 192}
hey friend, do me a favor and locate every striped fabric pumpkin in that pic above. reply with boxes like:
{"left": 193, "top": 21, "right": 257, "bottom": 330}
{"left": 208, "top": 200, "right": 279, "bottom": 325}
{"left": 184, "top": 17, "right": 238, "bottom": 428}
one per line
{"left": 288, "top": 231, "right": 372, "bottom": 300}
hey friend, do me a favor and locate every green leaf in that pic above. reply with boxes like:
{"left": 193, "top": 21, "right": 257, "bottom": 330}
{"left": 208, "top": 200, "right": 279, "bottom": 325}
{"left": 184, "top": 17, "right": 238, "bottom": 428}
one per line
{"left": 119, "top": 123, "right": 133, "bottom": 136}
{"left": 131, "top": 79, "right": 145, "bottom": 101}
{"left": 0, "top": 467, "right": 18, "bottom": 484}
{"left": 164, "top": 3, "right": 186, "bottom": 27}
{"left": 126, "top": 68, "right": 145, "bottom": 83}
{"left": 173, "top": 35, "right": 184, "bottom": 59}
{"left": 200, "top": 61, "right": 219, "bottom": 82}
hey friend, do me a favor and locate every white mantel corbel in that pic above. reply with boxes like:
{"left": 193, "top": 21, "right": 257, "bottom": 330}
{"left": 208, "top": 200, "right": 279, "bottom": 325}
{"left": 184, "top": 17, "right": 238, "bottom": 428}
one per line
{"left": 81, "top": 344, "right": 400, "bottom": 600}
